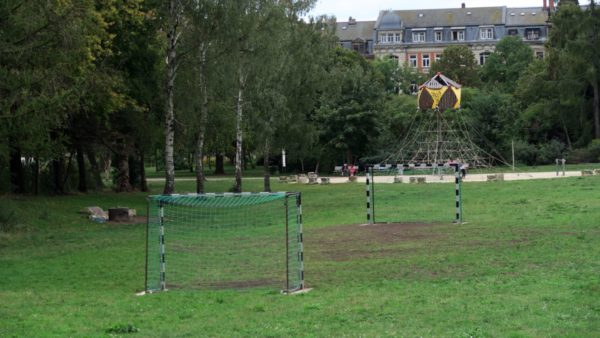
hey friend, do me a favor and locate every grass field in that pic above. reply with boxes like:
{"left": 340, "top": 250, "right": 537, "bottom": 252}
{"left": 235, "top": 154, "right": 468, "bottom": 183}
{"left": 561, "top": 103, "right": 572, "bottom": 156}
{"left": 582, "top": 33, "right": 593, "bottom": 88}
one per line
{"left": 1, "top": 175, "right": 600, "bottom": 336}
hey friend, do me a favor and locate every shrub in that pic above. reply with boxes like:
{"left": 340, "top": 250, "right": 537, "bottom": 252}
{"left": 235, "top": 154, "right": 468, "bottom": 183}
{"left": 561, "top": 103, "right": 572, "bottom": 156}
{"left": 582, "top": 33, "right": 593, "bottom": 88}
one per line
{"left": 568, "top": 140, "right": 600, "bottom": 163}
{"left": 538, "top": 140, "right": 566, "bottom": 164}
{"left": 0, "top": 200, "right": 18, "bottom": 232}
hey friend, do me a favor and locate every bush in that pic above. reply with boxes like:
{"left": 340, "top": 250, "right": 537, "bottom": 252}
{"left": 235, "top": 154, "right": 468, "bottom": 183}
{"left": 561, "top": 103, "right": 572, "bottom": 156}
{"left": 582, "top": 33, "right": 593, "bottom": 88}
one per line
{"left": 513, "top": 140, "right": 537, "bottom": 166}
{"left": 568, "top": 140, "right": 600, "bottom": 163}
{"left": 538, "top": 140, "right": 566, "bottom": 164}
{"left": 0, "top": 200, "right": 18, "bottom": 232}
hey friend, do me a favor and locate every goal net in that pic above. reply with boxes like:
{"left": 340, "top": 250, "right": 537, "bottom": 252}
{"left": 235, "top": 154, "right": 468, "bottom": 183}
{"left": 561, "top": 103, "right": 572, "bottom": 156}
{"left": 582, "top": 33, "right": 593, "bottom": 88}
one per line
{"left": 145, "top": 192, "right": 305, "bottom": 293}
{"left": 366, "top": 165, "right": 462, "bottom": 225}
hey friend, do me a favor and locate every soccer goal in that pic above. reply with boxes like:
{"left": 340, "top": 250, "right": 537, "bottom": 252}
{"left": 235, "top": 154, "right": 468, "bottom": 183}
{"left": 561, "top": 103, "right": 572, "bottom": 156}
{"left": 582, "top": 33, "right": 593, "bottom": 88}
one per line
{"left": 366, "top": 165, "right": 462, "bottom": 225}
{"left": 145, "top": 192, "right": 305, "bottom": 293}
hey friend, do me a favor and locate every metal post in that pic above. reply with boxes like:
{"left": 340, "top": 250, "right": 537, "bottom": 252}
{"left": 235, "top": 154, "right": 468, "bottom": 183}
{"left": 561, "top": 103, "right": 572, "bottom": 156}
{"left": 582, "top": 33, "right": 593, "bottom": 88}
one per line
{"left": 284, "top": 195, "right": 289, "bottom": 292}
{"left": 366, "top": 167, "right": 374, "bottom": 225}
{"left": 454, "top": 165, "right": 462, "bottom": 224}
{"left": 562, "top": 158, "right": 566, "bottom": 176}
{"left": 159, "top": 201, "right": 166, "bottom": 291}
{"left": 556, "top": 158, "right": 559, "bottom": 176}
{"left": 144, "top": 198, "right": 150, "bottom": 292}
{"left": 296, "top": 192, "right": 305, "bottom": 291}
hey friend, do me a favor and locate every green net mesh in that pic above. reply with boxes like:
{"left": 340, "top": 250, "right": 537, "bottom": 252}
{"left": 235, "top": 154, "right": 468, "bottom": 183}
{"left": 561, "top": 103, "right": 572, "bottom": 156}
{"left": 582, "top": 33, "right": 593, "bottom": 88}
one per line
{"left": 146, "top": 192, "right": 304, "bottom": 293}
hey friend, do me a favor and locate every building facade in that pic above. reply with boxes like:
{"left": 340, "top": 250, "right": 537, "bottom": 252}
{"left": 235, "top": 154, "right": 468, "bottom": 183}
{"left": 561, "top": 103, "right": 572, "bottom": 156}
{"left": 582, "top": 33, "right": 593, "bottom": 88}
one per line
{"left": 336, "top": 2, "right": 555, "bottom": 72}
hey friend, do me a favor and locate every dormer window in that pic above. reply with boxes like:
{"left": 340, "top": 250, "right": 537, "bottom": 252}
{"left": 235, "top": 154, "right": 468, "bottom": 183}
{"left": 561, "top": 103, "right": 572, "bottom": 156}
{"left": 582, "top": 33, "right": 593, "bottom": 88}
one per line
{"left": 412, "top": 31, "right": 426, "bottom": 43}
{"left": 480, "top": 27, "right": 494, "bottom": 40}
{"left": 435, "top": 30, "right": 443, "bottom": 41}
{"left": 525, "top": 28, "right": 540, "bottom": 40}
{"left": 451, "top": 29, "right": 465, "bottom": 41}
{"left": 395, "top": 33, "right": 402, "bottom": 43}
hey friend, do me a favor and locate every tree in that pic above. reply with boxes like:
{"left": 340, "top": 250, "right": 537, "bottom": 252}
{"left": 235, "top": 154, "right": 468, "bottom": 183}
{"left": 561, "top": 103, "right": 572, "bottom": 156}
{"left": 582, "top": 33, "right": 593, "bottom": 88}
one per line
{"left": 0, "top": 0, "right": 111, "bottom": 194}
{"left": 481, "top": 36, "right": 535, "bottom": 93}
{"left": 163, "top": 0, "right": 185, "bottom": 194}
{"left": 429, "top": 45, "right": 479, "bottom": 87}
{"left": 316, "top": 48, "right": 384, "bottom": 165}
{"left": 547, "top": 1, "right": 600, "bottom": 139}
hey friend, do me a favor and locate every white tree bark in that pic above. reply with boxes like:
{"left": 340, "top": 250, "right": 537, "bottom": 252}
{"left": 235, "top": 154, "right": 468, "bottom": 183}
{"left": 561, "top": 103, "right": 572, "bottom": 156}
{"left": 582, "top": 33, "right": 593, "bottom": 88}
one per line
{"left": 234, "top": 63, "right": 246, "bottom": 193}
{"left": 195, "top": 44, "right": 209, "bottom": 193}
{"left": 163, "top": 0, "right": 182, "bottom": 195}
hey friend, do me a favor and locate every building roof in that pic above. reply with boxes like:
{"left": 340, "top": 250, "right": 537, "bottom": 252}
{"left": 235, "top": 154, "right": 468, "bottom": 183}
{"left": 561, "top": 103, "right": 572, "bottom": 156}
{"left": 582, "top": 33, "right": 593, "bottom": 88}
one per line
{"left": 505, "top": 7, "right": 549, "bottom": 26}
{"left": 336, "top": 20, "right": 375, "bottom": 41}
{"left": 375, "top": 7, "right": 506, "bottom": 29}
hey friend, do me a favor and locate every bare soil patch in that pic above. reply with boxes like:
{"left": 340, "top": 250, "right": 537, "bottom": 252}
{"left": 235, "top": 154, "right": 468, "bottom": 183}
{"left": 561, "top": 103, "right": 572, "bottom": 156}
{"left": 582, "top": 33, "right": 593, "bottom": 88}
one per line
{"left": 308, "top": 223, "right": 446, "bottom": 262}
{"left": 108, "top": 215, "right": 147, "bottom": 225}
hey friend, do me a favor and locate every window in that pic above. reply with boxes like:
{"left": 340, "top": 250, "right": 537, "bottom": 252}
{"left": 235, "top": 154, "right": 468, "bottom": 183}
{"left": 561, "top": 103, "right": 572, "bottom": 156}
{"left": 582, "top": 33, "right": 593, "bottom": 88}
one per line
{"left": 352, "top": 40, "right": 366, "bottom": 54}
{"left": 452, "top": 30, "right": 465, "bottom": 41}
{"left": 422, "top": 54, "right": 430, "bottom": 68}
{"left": 387, "top": 34, "right": 394, "bottom": 43}
{"left": 435, "top": 54, "right": 441, "bottom": 63}
{"left": 526, "top": 28, "right": 540, "bottom": 40}
{"left": 480, "top": 27, "right": 494, "bottom": 40}
{"left": 508, "top": 29, "right": 518, "bottom": 36}
{"left": 479, "top": 51, "right": 491, "bottom": 65}
{"left": 536, "top": 51, "right": 544, "bottom": 59}
{"left": 409, "top": 55, "right": 417, "bottom": 68}
{"left": 435, "top": 31, "right": 443, "bottom": 42}
{"left": 379, "top": 33, "right": 387, "bottom": 44}
{"left": 412, "top": 31, "right": 426, "bottom": 43}
{"left": 394, "top": 33, "right": 402, "bottom": 43}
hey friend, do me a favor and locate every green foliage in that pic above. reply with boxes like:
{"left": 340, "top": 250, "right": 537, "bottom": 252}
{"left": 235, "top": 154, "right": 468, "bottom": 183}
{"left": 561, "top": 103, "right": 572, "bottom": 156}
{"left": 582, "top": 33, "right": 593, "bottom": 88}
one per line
{"left": 0, "top": 201, "right": 18, "bottom": 232}
{"left": 481, "top": 36, "right": 535, "bottom": 93}
{"left": 429, "top": 45, "right": 479, "bottom": 87}
{"left": 569, "top": 139, "right": 600, "bottom": 163}
{"left": 316, "top": 48, "right": 384, "bottom": 163}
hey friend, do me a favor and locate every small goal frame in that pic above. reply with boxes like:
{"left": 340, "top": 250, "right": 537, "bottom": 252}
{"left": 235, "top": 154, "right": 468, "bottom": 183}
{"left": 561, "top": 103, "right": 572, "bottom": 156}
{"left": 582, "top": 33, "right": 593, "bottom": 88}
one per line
{"left": 366, "top": 164, "right": 463, "bottom": 225}
{"left": 144, "top": 192, "right": 305, "bottom": 294}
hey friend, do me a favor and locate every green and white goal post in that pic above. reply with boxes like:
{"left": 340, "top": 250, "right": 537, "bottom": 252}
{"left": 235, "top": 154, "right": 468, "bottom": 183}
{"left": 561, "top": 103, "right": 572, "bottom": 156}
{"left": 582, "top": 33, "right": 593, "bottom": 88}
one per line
{"left": 366, "top": 164, "right": 463, "bottom": 225}
{"left": 144, "top": 192, "right": 306, "bottom": 294}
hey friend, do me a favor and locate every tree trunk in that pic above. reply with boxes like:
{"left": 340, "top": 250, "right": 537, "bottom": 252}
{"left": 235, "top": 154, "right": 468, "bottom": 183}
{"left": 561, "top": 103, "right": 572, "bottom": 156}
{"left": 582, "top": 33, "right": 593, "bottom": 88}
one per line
{"left": 76, "top": 144, "right": 87, "bottom": 193}
{"left": 215, "top": 153, "right": 225, "bottom": 175}
{"left": 8, "top": 141, "right": 25, "bottom": 194}
{"left": 263, "top": 138, "right": 271, "bottom": 192}
{"left": 86, "top": 147, "right": 104, "bottom": 190}
{"left": 140, "top": 151, "right": 148, "bottom": 192}
{"left": 115, "top": 152, "right": 133, "bottom": 192}
{"left": 195, "top": 44, "right": 209, "bottom": 194}
{"left": 234, "top": 65, "right": 246, "bottom": 193}
{"left": 52, "top": 156, "right": 64, "bottom": 195}
{"left": 33, "top": 156, "right": 39, "bottom": 195}
{"left": 128, "top": 155, "right": 137, "bottom": 187}
{"left": 163, "top": 0, "right": 181, "bottom": 195}
{"left": 593, "top": 81, "right": 600, "bottom": 139}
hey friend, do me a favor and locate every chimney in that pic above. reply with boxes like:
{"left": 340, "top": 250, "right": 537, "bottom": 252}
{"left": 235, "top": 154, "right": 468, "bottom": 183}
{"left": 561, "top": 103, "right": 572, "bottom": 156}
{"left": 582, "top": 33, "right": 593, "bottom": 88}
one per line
{"left": 348, "top": 16, "right": 356, "bottom": 25}
{"left": 549, "top": 0, "right": 555, "bottom": 11}
{"left": 461, "top": 3, "right": 466, "bottom": 8}
{"left": 543, "top": 0, "right": 547, "bottom": 10}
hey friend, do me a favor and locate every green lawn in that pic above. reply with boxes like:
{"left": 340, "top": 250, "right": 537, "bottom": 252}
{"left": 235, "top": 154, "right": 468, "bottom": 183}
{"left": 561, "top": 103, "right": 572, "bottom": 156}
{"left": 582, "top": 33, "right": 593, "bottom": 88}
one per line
{"left": 1, "top": 176, "right": 600, "bottom": 336}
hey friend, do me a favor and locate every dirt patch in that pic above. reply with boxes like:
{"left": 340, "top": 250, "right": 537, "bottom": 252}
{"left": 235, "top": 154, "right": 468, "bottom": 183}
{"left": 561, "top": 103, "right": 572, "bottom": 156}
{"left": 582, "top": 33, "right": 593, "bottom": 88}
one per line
{"left": 108, "top": 215, "right": 147, "bottom": 225}
{"left": 308, "top": 223, "right": 446, "bottom": 262}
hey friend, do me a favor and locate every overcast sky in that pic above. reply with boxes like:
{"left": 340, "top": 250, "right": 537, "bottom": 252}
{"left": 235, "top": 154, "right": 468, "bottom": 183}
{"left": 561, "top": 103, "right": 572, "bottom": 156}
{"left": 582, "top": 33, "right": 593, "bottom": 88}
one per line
{"left": 308, "top": 0, "right": 591, "bottom": 21}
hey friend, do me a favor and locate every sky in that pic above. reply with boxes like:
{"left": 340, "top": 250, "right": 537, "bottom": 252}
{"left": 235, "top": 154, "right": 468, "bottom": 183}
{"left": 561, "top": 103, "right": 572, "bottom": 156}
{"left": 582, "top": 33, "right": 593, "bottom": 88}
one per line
{"left": 308, "top": 0, "right": 592, "bottom": 21}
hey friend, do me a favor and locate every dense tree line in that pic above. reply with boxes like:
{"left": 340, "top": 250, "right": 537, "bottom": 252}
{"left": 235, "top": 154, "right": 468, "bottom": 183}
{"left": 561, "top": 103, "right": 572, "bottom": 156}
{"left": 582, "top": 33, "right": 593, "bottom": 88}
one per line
{"left": 1, "top": 0, "right": 599, "bottom": 195}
